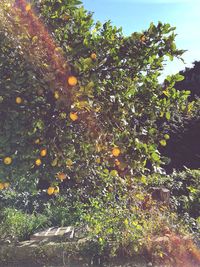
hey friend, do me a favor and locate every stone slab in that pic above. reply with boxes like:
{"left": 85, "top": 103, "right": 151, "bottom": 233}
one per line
{"left": 30, "top": 226, "right": 75, "bottom": 241}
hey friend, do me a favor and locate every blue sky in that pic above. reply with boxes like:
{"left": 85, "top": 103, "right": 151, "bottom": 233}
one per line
{"left": 82, "top": 0, "right": 200, "bottom": 79}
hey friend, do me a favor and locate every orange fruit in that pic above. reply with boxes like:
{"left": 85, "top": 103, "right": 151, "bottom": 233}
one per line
{"left": 91, "top": 53, "right": 97, "bottom": 60}
{"left": 3, "top": 157, "right": 12, "bottom": 165}
{"left": 70, "top": 112, "right": 78, "bottom": 121}
{"left": 57, "top": 172, "right": 66, "bottom": 181}
{"left": 47, "top": 187, "right": 54, "bottom": 195}
{"left": 25, "top": 4, "right": 31, "bottom": 12}
{"left": 16, "top": 97, "right": 22, "bottom": 104}
{"left": 115, "top": 159, "right": 120, "bottom": 166}
{"left": 0, "top": 183, "right": 4, "bottom": 190}
{"left": 40, "top": 148, "right": 47, "bottom": 157}
{"left": 4, "top": 182, "right": 10, "bottom": 189}
{"left": 67, "top": 76, "right": 78, "bottom": 86}
{"left": 35, "top": 158, "right": 42, "bottom": 166}
{"left": 54, "top": 91, "right": 60, "bottom": 99}
{"left": 112, "top": 147, "right": 121, "bottom": 157}
{"left": 54, "top": 186, "right": 60, "bottom": 194}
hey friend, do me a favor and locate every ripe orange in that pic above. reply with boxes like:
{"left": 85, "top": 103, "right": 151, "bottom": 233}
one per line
{"left": 47, "top": 187, "right": 54, "bottom": 195}
{"left": 112, "top": 147, "right": 121, "bottom": 157}
{"left": 35, "top": 158, "right": 42, "bottom": 166}
{"left": 91, "top": 53, "right": 97, "bottom": 60}
{"left": 40, "top": 148, "right": 47, "bottom": 157}
{"left": 3, "top": 157, "right": 12, "bottom": 165}
{"left": 25, "top": 4, "right": 31, "bottom": 12}
{"left": 54, "top": 186, "right": 60, "bottom": 194}
{"left": 67, "top": 76, "right": 78, "bottom": 86}
{"left": 70, "top": 112, "right": 78, "bottom": 121}
{"left": 4, "top": 182, "right": 10, "bottom": 189}
{"left": 0, "top": 183, "right": 4, "bottom": 190}
{"left": 54, "top": 91, "right": 60, "bottom": 99}
{"left": 16, "top": 97, "right": 22, "bottom": 104}
{"left": 115, "top": 159, "right": 120, "bottom": 166}
{"left": 57, "top": 172, "right": 66, "bottom": 181}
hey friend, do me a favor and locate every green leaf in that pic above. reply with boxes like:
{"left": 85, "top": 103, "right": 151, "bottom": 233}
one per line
{"left": 151, "top": 152, "right": 160, "bottom": 162}
{"left": 165, "top": 112, "right": 171, "bottom": 120}
{"left": 175, "top": 74, "right": 184, "bottom": 82}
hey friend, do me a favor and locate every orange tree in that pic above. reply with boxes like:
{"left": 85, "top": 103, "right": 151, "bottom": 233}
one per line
{"left": 1, "top": 0, "right": 198, "bottom": 259}
{"left": 0, "top": 0, "right": 191, "bottom": 199}
{"left": 0, "top": 0, "right": 195, "bottom": 237}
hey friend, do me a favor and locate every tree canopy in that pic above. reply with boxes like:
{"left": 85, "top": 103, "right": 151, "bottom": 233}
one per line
{"left": 0, "top": 0, "right": 191, "bottom": 197}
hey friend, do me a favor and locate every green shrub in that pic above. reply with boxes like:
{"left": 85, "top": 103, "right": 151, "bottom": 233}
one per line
{"left": 43, "top": 195, "right": 85, "bottom": 226}
{"left": 0, "top": 208, "right": 49, "bottom": 241}
{"left": 150, "top": 169, "right": 200, "bottom": 218}
{"left": 147, "top": 169, "right": 200, "bottom": 237}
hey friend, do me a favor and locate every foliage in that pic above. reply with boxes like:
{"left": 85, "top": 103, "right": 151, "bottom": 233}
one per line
{"left": 159, "top": 61, "right": 200, "bottom": 173}
{"left": 175, "top": 61, "right": 200, "bottom": 100}
{"left": 147, "top": 169, "right": 200, "bottom": 239}
{"left": 0, "top": 0, "right": 190, "bottom": 195}
{"left": 0, "top": 207, "right": 48, "bottom": 241}
{"left": 160, "top": 93, "right": 200, "bottom": 173}
{"left": 82, "top": 193, "right": 175, "bottom": 257}
{"left": 43, "top": 194, "right": 85, "bottom": 226}
{"left": 0, "top": 0, "right": 198, "bottom": 262}
{"left": 147, "top": 169, "right": 200, "bottom": 218}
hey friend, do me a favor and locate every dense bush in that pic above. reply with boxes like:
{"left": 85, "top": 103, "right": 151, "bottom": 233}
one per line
{"left": 175, "top": 61, "right": 200, "bottom": 100}
{"left": 159, "top": 61, "right": 200, "bottom": 172}
{"left": 160, "top": 94, "right": 200, "bottom": 173}
{"left": 0, "top": 208, "right": 48, "bottom": 241}
{"left": 148, "top": 169, "right": 200, "bottom": 236}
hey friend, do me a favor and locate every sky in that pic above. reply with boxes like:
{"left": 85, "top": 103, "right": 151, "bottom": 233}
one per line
{"left": 82, "top": 0, "right": 200, "bottom": 80}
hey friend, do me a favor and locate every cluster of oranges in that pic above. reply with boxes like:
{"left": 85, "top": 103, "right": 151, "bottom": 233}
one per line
{"left": 46, "top": 172, "right": 70, "bottom": 196}
{"left": 47, "top": 186, "right": 59, "bottom": 195}
{"left": 52, "top": 76, "right": 79, "bottom": 121}
{"left": 0, "top": 182, "right": 10, "bottom": 190}
{"left": 2, "top": 158, "right": 12, "bottom": 189}
{"left": 110, "top": 147, "right": 121, "bottom": 176}
{"left": 35, "top": 148, "right": 47, "bottom": 167}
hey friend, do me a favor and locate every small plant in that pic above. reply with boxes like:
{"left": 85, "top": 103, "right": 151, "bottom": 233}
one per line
{"left": 0, "top": 208, "right": 48, "bottom": 241}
